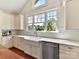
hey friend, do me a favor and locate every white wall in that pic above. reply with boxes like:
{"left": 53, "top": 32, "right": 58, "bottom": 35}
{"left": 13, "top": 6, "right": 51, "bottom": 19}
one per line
{"left": 66, "top": 0, "right": 79, "bottom": 30}
{"left": 21, "top": 0, "right": 60, "bottom": 15}
{"left": 21, "top": 0, "right": 79, "bottom": 30}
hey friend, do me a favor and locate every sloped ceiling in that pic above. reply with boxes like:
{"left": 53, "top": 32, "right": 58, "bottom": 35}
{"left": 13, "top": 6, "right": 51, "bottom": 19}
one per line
{"left": 0, "top": 0, "right": 29, "bottom": 13}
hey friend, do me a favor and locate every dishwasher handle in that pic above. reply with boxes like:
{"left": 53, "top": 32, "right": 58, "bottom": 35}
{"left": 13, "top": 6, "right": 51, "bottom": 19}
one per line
{"left": 41, "top": 41, "right": 59, "bottom": 47}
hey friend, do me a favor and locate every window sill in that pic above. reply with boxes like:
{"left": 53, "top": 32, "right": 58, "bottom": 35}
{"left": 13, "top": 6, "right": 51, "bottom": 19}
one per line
{"left": 37, "top": 30, "right": 59, "bottom": 33}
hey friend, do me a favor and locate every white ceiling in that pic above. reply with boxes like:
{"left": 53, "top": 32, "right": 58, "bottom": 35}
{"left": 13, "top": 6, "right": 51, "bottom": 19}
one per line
{"left": 0, "top": 0, "right": 28, "bottom": 13}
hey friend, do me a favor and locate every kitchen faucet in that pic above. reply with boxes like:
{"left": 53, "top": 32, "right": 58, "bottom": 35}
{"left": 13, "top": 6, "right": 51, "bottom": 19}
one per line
{"left": 34, "top": 26, "right": 37, "bottom": 37}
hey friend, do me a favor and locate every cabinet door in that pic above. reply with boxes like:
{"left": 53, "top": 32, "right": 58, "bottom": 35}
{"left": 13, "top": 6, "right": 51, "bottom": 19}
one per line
{"left": 7, "top": 37, "right": 13, "bottom": 48}
{"left": 11, "top": 15, "right": 20, "bottom": 29}
{"left": 13, "top": 36, "right": 19, "bottom": 48}
{"left": 13, "top": 36, "right": 25, "bottom": 51}
{"left": 24, "top": 44, "right": 32, "bottom": 55}
{"left": 20, "top": 15, "right": 24, "bottom": 30}
{"left": 2, "top": 36, "right": 12, "bottom": 48}
{"left": 13, "top": 37, "right": 23, "bottom": 49}
{"left": 60, "top": 44, "right": 79, "bottom": 59}
{"left": 2, "top": 12, "right": 13, "bottom": 29}
{"left": 32, "top": 46, "right": 41, "bottom": 59}
{"left": 12, "top": 14, "right": 24, "bottom": 29}
{"left": 17, "top": 38, "right": 25, "bottom": 51}
{"left": 0, "top": 11, "right": 4, "bottom": 29}
{"left": 0, "top": 30, "right": 2, "bottom": 45}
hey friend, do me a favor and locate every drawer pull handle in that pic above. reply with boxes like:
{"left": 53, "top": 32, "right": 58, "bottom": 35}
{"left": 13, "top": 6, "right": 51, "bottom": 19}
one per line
{"left": 68, "top": 47, "right": 73, "bottom": 49}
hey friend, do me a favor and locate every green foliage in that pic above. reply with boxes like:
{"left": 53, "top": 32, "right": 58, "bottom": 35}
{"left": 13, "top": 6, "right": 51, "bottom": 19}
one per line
{"left": 33, "top": 18, "right": 56, "bottom": 31}
{"left": 34, "top": 24, "right": 45, "bottom": 31}
{"left": 47, "top": 18, "right": 55, "bottom": 31}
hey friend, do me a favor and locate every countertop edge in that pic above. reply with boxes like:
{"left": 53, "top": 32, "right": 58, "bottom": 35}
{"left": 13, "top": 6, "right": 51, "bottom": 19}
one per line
{"left": 13, "top": 35, "right": 79, "bottom": 47}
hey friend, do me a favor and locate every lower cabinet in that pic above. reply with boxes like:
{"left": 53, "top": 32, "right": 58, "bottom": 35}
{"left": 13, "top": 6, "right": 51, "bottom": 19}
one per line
{"left": 24, "top": 45, "right": 41, "bottom": 59}
{"left": 31, "top": 46, "right": 41, "bottom": 59}
{"left": 24, "top": 44, "right": 32, "bottom": 56}
{"left": 13, "top": 36, "right": 24, "bottom": 51}
{"left": 23, "top": 40, "right": 41, "bottom": 59}
{"left": 13, "top": 36, "right": 41, "bottom": 59}
{"left": 2, "top": 36, "right": 13, "bottom": 48}
{"left": 13, "top": 36, "right": 19, "bottom": 48}
{"left": 12, "top": 36, "right": 79, "bottom": 59}
{"left": 60, "top": 44, "right": 79, "bottom": 59}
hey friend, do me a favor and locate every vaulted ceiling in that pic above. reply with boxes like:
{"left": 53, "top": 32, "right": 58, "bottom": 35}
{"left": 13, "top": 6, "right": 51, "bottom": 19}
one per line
{"left": 0, "top": 0, "right": 29, "bottom": 13}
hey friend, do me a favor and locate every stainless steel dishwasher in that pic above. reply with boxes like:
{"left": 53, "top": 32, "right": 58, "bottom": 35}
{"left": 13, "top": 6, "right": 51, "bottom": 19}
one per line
{"left": 41, "top": 41, "right": 59, "bottom": 59}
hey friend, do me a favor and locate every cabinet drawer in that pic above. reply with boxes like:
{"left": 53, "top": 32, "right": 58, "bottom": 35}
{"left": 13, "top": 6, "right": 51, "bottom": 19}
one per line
{"left": 60, "top": 52, "right": 77, "bottom": 59}
{"left": 23, "top": 39, "right": 40, "bottom": 47}
{"left": 60, "top": 51, "right": 79, "bottom": 59}
{"left": 60, "top": 44, "right": 79, "bottom": 54}
{"left": 30, "top": 41, "right": 40, "bottom": 47}
{"left": 60, "top": 44, "right": 79, "bottom": 59}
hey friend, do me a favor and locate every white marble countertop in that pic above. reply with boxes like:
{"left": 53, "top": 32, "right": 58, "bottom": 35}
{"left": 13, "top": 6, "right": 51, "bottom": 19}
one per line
{"left": 14, "top": 35, "right": 79, "bottom": 47}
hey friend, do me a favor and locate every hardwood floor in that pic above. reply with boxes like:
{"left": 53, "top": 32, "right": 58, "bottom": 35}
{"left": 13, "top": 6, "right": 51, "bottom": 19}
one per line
{"left": 9, "top": 47, "right": 36, "bottom": 59}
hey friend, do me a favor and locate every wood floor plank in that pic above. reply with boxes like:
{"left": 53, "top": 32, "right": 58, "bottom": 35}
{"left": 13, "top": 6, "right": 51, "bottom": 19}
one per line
{"left": 0, "top": 45, "right": 25, "bottom": 59}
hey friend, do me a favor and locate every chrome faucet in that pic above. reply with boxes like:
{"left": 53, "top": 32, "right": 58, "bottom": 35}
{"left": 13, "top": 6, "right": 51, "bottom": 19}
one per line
{"left": 34, "top": 26, "right": 37, "bottom": 37}
{"left": 34, "top": 30, "right": 37, "bottom": 37}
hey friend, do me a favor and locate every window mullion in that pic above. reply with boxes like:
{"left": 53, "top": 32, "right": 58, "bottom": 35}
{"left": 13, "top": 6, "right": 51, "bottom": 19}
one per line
{"left": 32, "top": 16, "right": 35, "bottom": 31}
{"left": 44, "top": 12, "right": 47, "bottom": 31}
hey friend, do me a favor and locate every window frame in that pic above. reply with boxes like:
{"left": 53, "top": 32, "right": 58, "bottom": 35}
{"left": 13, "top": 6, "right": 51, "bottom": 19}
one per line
{"left": 27, "top": 16, "right": 34, "bottom": 31}
{"left": 32, "top": 0, "right": 47, "bottom": 9}
{"left": 34, "top": 13, "right": 46, "bottom": 31}
{"left": 46, "top": 10, "right": 58, "bottom": 32}
{"left": 26, "top": 8, "right": 59, "bottom": 32}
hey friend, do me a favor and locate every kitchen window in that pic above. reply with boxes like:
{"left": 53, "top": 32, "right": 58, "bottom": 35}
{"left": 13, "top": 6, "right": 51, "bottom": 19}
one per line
{"left": 34, "top": 13, "right": 45, "bottom": 31}
{"left": 46, "top": 10, "right": 57, "bottom": 31}
{"left": 33, "top": 0, "right": 46, "bottom": 8}
{"left": 27, "top": 16, "right": 33, "bottom": 31}
{"left": 26, "top": 9, "right": 58, "bottom": 32}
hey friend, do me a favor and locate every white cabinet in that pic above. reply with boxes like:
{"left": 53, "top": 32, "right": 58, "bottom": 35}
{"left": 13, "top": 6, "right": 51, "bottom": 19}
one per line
{"left": 0, "top": 10, "right": 24, "bottom": 30}
{"left": 0, "top": 37, "right": 2, "bottom": 45}
{"left": 20, "top": 15, "right": 24, "bottom": 30}
{"left": 12, "top": 15, "right": 20, "bottom": 29}
{"left": 60, "top": 44, "right": 79, "bottom": 59}
{"left": 3, "top": 14, "right": 12, "bottom": 29}
{"left": 13, "top": 36, "right": 25, "bottom": 51}
{"left": 12, "top": 14, "right": 24, "bottom": 30}
{"left": 13, "top": 36, "right": 19, "bottom": 48}
{"left": 23, "top": 40, "right": 41, "bottom": 59}
{"left": 32, "top": 46, "right": 41, "bottom": 58}
{"left": 17, "top": 37, "right": 25, "bottom": 51}
{"left": 13, "top": 36, "right": 41, "bottom": 59}
{"left": 24, "top": 44, "right": 32, "bottom": 55}
{"left": 0, "top": 30, "right": 2, "bottom": 45}
{"left": 1, "top": 12, "right": 13, "bottom": 29}
{"left": 2, "top": 36, "right": 13, "bottom": 48}
{"left": 0, "top": 10, "right": 14, "bottom": 29}
{"left": 22, "top": 40, "right": 34, "bottom": 55}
